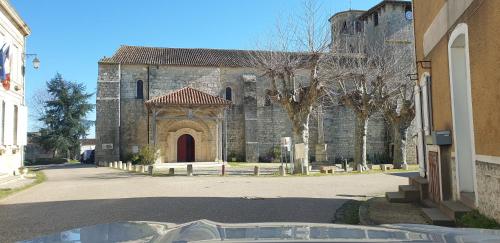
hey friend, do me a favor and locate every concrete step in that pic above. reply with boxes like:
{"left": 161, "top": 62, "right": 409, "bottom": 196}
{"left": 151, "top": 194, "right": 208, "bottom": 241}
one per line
{"left": 409, "top": 176, "right": 428, "bottom": 202}
{"left": 422, "top": 208, "right": 455, "bottom": 227}
{"left": 421, "top": 199, "right": 438, "bottom": 208}
{"left": 386, "top": 191, "right": 411, "bottom": 203}
{"left": 398, "top": 185, "right": 420, "bottom": 201}
{"left": 440, "top": 200, "right": 472, "bottom": 220}
{"left": 460, "top": 192, "right": 476, "bottom": 209}
{"left": 409, "top": 176, "right": 428, "bottom": 186}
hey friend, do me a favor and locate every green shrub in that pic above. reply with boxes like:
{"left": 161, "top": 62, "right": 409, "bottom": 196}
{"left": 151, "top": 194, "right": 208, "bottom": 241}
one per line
{"left": 457, "top": 210, "right": 500, "bottom": 229}
{"left": 25, "top": 158, "right": 68, "bottom": 166}
{"left": 137, "top": 145, "right": 159, "bottom": 165}
{"left": 124, "top": 153, "right": 141, "bottom": 165}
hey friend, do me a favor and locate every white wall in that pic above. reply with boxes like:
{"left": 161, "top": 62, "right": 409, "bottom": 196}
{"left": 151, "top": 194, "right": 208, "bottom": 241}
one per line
{"left": 0, "top": 3, "right": 28, "bottom": 175}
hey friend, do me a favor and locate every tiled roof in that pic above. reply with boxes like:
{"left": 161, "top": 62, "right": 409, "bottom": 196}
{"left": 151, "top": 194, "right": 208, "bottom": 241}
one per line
{"left": 100, "top": 45, "right": 261, "bottom": 67}
{"left": 145, "top": 87, "right": 231, "bottom": 107}
{"left": 99, "top": 45, "right": 312, "bottom": 67}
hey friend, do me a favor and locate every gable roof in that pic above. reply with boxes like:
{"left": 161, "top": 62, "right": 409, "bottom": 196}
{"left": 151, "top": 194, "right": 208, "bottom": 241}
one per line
{"left": 100, "top": 45, "right": 262, "bottom": 67}
{"left": 99, "top": 45, "right": 314, "bottom": 68}
{"left": 145, "top": 87, "right": 232, "bottom": 107}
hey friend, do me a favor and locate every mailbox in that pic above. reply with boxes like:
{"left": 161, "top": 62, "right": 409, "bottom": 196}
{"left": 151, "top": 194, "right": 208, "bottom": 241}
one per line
{"left": 425, "top": 130, "right": 452, "bottom": 145}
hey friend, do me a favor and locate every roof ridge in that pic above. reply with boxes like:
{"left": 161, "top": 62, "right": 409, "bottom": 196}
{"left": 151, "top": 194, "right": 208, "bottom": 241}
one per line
{"left": 120, "top": 45, "right": 265, "bottom": 53}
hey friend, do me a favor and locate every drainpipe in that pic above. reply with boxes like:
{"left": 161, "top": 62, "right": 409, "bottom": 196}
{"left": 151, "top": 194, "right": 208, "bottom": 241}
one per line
{"left": 147, "top": 66, "right": 150, "bottom": 144}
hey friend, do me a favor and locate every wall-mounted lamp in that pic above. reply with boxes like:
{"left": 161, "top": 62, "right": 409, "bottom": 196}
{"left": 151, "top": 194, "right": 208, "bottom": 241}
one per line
{"left": 24, "top": 53, "right": 40, "bottom": 69}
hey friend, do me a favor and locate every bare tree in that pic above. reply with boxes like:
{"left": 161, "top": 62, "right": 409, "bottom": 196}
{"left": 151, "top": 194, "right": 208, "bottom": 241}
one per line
{"left": 28, "top": 88, "right": 52, "bottom": 131}
{"left": 382, "top": 83, "right": 415, "bottom": 168}
{"left": 379, "top": 41, "right": 416, "bottom": 168}
{"left": 250, "top": 0, "right": 329, "bottom": 174}
{"left": 322, "top": 35, "right": 414, "bottom": 170}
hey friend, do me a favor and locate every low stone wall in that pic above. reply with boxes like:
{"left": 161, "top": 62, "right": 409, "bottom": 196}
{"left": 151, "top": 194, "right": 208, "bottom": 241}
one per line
{"left": 475, "top": 160, "right": 500, "bottom": 222}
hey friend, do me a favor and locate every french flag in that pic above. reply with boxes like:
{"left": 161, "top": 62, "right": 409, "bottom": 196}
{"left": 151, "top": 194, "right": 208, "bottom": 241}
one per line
{"left": 0, "top": 42, "right": 11, "bottom": 84}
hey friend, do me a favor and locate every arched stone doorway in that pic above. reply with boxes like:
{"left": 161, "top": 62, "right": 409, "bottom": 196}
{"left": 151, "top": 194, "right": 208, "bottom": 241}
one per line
{"left": 177, "top": 134, "right": 195, "bottom": 162}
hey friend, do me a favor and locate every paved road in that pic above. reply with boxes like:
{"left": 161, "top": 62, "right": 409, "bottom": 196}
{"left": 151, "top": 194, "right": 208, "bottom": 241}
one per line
{"left": 0, "top": 164, "right": 414, "bottom": 242}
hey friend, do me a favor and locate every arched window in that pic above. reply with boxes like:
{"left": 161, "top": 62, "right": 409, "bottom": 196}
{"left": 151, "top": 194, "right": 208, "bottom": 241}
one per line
{"left": 225, "top": 87, "right": 232, "bottom": 101}
{"left": 136, "top": 80, "right": 143, "bottom": 99}
{"left": 264, "top": 95, "right": 272, "bottom": 106}
{"left": 264, "top": 89, "right": 272, "bottom": 106}
{"left": 341, "top": 21, "right": 348, "bottom": 33}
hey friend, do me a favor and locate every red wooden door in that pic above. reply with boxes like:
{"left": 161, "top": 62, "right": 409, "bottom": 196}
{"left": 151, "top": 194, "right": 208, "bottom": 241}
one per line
{"left": 177, "top": 134, "right": 195, "bottom": 162}
{"left": 428, "top": 151, "right": 441, "bottom": 203}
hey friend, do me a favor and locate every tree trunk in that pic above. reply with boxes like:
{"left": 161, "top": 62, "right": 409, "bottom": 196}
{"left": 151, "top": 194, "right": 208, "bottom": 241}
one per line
{"left": 392, "top": 120, "right": 408, "bottom": 168}
{"left": 292, "top": 114, "right": 310, "bottom": 174}
{"left": 354, "top": 115, "right": 368, "bottom": 171}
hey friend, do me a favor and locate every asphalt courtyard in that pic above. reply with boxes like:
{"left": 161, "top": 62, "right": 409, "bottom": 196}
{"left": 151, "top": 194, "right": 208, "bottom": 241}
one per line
{"left": 0, "top": 164, "right": 414, "bottom": 242}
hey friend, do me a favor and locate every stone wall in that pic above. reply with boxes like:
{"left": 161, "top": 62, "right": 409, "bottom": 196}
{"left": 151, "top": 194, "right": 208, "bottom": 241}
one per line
{"left": 475, "top": 161, "right": 500, "bottom": 222}
{"left": 95, "top": 63, "right": 121, "bottom": 163}
{"left": 98, "top": 62, "right": 394, "bottom": 164}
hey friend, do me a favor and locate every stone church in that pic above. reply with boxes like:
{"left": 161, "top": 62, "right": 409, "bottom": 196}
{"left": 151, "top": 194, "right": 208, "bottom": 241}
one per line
{"left": 95, "top": 0, "right": 415, "bottom": 164}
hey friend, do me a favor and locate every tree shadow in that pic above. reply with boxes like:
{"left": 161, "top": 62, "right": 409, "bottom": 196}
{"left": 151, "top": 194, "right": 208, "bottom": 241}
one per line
{"left": 0, "top": 196, "right": 348, "bottom": 242}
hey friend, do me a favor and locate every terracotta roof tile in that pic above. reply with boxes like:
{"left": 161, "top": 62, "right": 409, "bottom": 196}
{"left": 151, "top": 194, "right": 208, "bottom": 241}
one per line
{"left": 145, "top": 87, "right": 231, "bottom": 107}
{"left": 100, "top": 45, "right": 260, "bottom": 67}
{"left": 99, "top": 45, "right": 312, "bottom": 67}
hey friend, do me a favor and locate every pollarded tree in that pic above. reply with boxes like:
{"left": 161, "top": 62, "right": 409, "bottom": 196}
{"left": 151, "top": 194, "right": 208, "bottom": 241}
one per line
{"left": 322, "top": 36, "right": 413, "bottom": 170}
{"left": 382, "top": 84, "right": 415, "bottom": 168}
{"left": 379, "top": 43, "right": 416, "bottom": 167}
{"left": 39, "top": 73, "right": 94, "bottom": 159}
{"left": 250, "top": 0, "right": 330, "bottom": 174}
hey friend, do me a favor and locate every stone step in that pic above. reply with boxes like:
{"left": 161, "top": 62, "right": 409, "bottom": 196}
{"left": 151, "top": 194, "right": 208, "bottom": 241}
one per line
{"left": 422, "top": 208, "right": 455, "bottom": 227}
{"left": 460, "top": 192, "right": 476, "bottom": 209}
{"left": 440, "top": 200, "right": 472, "bottom": 220}
{"left": 386, "top": 191, "right": 411, "bottom": 203}
{"left": 398, "top": 185, "right": 420, "bottom": 201}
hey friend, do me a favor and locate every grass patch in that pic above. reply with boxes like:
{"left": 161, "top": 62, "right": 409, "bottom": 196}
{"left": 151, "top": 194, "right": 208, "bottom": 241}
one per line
{"left": 0, "top": 170, "right": 47, "bottom": 200}
{"left": 457, "top": 210, "right": 500, "bottom": 229}
{"left": 334, "top": 200, "right": 362, "bottom": 224}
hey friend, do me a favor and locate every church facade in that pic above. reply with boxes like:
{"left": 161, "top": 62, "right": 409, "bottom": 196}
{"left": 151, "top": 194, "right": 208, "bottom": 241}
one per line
{"left": 95, "top": 0, "right": 415, "bottom": 164}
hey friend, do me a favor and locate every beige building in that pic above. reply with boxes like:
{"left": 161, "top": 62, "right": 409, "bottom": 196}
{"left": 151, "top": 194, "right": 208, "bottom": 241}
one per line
{"left": 0, "top": 0, "right": 30, "bottom": 175}
{"left": 388, "top": 0, "right": 500, "bottom": 224}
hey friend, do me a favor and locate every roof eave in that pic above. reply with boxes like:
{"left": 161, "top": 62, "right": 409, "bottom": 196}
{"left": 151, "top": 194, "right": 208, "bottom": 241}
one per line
{"left": 0, "top": 0, "right": 30, "bottom": 36}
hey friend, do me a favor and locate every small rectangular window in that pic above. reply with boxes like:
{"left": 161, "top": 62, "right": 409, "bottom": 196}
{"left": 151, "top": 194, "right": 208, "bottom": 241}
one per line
{"left": 374, "top": 12, "right": 379, "bottom": 26}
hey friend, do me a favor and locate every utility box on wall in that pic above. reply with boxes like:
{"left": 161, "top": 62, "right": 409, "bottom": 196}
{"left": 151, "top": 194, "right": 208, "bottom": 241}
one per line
{"left": 426, "top": 130, "right": 452, "bottom": 145}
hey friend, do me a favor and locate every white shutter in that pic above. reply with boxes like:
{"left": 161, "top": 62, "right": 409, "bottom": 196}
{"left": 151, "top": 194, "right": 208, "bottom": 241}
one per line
{"left": 17, "top": 105, "right": 27, "bottom": 145}
{"left": 3, "top": 101, "right": 13, "bottom": 145}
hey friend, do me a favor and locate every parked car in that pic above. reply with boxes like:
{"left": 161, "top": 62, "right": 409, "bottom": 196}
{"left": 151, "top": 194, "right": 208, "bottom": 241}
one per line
{"left": 22, "top": 220, "right": 500, "bottom": 242}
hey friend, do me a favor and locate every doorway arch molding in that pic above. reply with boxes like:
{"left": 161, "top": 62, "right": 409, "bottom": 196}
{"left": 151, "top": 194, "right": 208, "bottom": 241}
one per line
{"left": 447, "top": 23, "right": 477, "bottom": 203}
{"left": 169, "top": 127, "right": 204, "bottom": 162}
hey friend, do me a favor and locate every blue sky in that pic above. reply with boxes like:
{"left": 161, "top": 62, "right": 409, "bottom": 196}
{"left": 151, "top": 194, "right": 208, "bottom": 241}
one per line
{"left": 11, "top": 0, "right": 381, "bottom": 137}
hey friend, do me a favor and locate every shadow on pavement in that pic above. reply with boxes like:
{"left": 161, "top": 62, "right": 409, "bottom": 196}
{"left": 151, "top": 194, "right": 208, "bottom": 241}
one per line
{"left": 0, "top": 196, "right": 347, "bottom": 242}
{"left": 27, "top": 163, "right": 95, "bottom": 171}
{"left": 385, "top": 172, "right": 418, "bottom": 178}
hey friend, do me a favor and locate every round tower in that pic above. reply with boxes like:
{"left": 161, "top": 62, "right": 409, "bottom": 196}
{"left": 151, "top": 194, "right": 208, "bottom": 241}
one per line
{"left": 329, "top": 10, "right": 365, "bottom": 54}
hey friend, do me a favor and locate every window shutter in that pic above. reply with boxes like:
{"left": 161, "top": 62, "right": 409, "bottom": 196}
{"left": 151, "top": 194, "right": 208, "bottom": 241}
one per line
{"left": 3, "top": 101, "right": 13, "bottom": 145}
{"left": 17, "top": 105, "right": 27, "bottom": 145}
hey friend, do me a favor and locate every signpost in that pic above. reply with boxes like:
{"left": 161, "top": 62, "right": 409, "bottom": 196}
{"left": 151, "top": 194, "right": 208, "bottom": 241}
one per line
{"left": 281, "top": 137, "right": 292, "bottom": 173}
